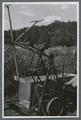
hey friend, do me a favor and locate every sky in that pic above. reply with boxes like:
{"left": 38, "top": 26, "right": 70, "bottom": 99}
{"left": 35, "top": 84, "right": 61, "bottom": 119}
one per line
{"left": 3, "top": 2, "right": 78, "bottom": 30}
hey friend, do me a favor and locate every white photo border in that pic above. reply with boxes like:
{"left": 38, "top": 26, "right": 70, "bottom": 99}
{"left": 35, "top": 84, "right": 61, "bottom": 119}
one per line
{"left": 2, "top": 2, "right": 79, "bottom": 118}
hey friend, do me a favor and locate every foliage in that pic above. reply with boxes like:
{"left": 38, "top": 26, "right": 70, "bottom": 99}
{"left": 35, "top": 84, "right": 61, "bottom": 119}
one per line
{"left": 4, "top": 21, "right": 77, "bottom": 78}
{"left": 4, "top": 21, "right": 77, "bottom": 46}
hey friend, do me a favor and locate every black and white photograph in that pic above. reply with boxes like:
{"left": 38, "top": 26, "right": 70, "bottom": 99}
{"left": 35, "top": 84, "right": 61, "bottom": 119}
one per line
{"left": 2, "top": 2, "right": 79, "bottom": 118}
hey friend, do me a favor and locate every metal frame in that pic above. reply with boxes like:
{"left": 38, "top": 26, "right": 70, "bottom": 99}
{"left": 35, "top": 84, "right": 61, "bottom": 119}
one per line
{"left": 4, "top": 5, "right": 58, "bottom": 115}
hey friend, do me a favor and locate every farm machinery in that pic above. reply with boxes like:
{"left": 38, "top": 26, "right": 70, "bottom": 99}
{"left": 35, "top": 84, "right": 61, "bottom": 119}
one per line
{"left": 4, "top": 5, "right": 77, "bottom": 116}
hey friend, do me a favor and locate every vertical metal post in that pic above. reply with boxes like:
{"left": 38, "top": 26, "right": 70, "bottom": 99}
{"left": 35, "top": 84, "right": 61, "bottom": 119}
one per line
{"left": 6, "top": 5, "right": 13, "bottom": 42}
{"left": 6, "top": 5, "right": 19, "bottom": 80}
{"left": 6, "top": 5, "right": 20, "bottom": 100}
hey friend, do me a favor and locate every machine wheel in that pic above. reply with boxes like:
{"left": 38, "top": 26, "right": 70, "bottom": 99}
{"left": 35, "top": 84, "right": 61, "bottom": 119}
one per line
{"left": 46, "top": 97, "right": 63, "bottom": 116}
